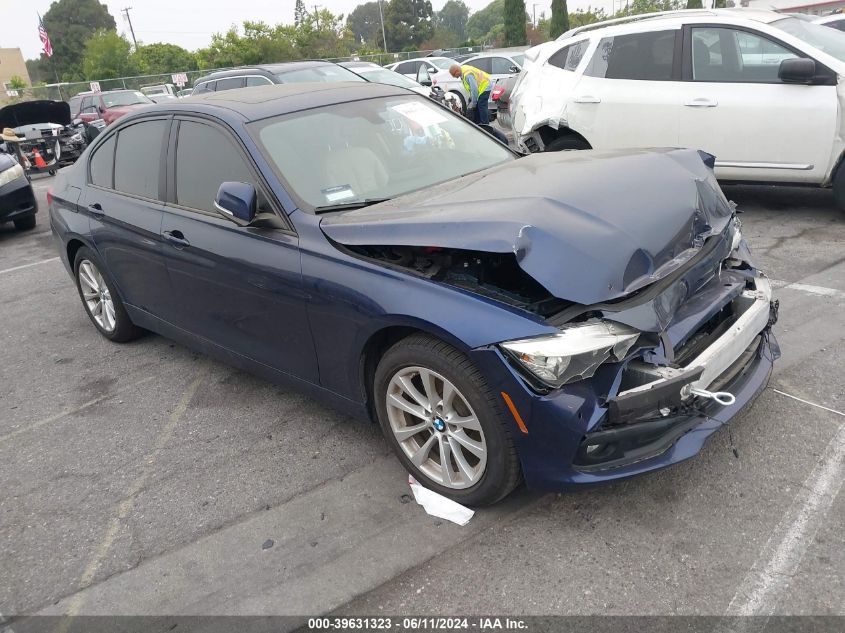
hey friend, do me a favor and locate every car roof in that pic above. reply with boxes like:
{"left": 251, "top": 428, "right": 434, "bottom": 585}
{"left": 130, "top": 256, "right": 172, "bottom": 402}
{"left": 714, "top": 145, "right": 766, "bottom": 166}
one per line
{"left": 561, "top": 8, "right": 789, "bottom": 39}
{"left": 395, "top": 56, "right": 453, "bottom": 63}
{"left": 339, "top": 61, "right": 381, "bottom": 68}
{"left": 132, "top": 82, "right": 408, "bottom": 124}
{"left": 196, "top": 60, "right": 336, "bottom": 83}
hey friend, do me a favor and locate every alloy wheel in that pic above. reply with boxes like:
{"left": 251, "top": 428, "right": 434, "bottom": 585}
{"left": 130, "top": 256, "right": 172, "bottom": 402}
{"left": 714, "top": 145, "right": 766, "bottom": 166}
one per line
{"left": 385, "top": 366, "right": 487, "bottom": 489}
{"left": 78, "top": 260, "right": 116, "bottom": 332}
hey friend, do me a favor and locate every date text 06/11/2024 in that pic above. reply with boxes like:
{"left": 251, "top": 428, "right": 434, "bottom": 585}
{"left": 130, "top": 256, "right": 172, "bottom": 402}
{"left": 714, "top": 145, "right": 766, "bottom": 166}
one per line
{"left": 307, "top": 617, "right": 529, "bottom": 630}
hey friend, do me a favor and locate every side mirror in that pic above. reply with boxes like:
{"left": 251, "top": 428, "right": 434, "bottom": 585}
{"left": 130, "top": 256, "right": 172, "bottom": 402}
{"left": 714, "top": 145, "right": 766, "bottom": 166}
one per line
{"left": 416, "top": 65, "right": 433, "bottom": 87}
{"left": 509, "top": 65, "right": 520, "bottom": 73}
{"left": 98, "top": 106, "right": 105, "bottom": 114}
{"left": 778, "top": 58, "right": 816, "bottom": 84}
{"left": 214, "top": 181, "right": 256, "bottom": 226}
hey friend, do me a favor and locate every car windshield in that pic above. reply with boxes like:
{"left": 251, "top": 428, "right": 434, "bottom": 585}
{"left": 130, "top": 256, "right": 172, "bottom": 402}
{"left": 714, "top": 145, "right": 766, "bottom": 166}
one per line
{"left": 249, "top": 95, "right": 513, "bottom": 211}
{"left": 275, "top": 65, "right": 366, "bottom": 83}
{"left": 102, "top": 91, "right": 153, "bottom": 107}
{"left": 772, "top": 16, "right": 845, "bottom": 62}
{"left": 429, "top": 58, "right": 454, "bottom": 70}
{"left": 512, "top": 54, "right": 525, "bottom": 67}
{"left": 357, "top": 67, "right": 421, "bottom": 90}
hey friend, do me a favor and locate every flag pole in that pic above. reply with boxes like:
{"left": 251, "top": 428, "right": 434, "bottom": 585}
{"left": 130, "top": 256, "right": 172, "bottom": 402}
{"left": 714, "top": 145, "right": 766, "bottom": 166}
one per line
{"left": 38, "top": 12, "right": 63, "bottom": 100}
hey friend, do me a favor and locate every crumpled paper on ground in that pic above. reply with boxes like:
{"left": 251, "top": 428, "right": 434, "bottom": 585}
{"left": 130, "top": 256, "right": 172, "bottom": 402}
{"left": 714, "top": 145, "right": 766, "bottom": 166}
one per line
{"left": 408, "top": 475, "right": 474, "bottom": 526}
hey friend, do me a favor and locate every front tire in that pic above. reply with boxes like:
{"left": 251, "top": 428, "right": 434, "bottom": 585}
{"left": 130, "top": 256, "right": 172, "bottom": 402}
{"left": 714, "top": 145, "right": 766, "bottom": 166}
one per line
{"left": 449, "top": 90, "right": 466, "bottom": 115}
{"left": 374, "top": 333, "right": 521, "bottom": 506}
{"left": 73, "top": 247, "right": 144, "bottom": 342}
{"left": 833, "top": 165, "right": 845, "bottom": 212}
{"left": 545, "top": 135, "right": 591, "bottom": 151}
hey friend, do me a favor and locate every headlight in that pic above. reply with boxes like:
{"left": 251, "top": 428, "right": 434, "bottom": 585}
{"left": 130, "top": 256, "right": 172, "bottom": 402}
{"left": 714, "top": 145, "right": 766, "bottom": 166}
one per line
{"left": 0, "top": 162, "right": 24, "bottom": 187}
{"left": 500, "top": 321, "right": 640, "bottom": 388}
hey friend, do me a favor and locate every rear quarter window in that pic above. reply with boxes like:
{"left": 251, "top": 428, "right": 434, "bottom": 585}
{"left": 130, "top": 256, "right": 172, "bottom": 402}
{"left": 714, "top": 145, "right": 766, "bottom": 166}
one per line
{"left": 89, "top": 134, "right": 116, "bottom": 188}
{"left": 548, "top": 40, "right": 589, "bottom": 71}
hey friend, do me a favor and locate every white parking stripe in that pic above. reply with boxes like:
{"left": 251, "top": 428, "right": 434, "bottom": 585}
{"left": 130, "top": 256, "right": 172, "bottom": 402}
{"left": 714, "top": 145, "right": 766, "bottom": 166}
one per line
{"left": 771, "top": 279, "right": 845, "bottom": 300}
{"left": 725, "top": 410, "right": 845, "bottom": 616}
{"left": 0, "top": 257, "right": 59, "bottom": 276}
{"left": 773, "top": 389, "right": 845, "bottom": 418}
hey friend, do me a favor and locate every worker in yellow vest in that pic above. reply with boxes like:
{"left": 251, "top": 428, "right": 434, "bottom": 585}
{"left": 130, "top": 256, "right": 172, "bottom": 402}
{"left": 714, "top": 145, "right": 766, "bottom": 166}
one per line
{"left": 449, "top": 63, "right": 492, "bottom": 125}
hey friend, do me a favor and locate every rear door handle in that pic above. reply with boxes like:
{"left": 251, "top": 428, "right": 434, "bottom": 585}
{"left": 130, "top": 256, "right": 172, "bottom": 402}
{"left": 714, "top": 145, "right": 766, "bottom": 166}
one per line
{"left": 88, "top": 202, "right": 104, "bottom": 217}
{"left": 573, "top": 95, "right": 601, "bottom": 104}
{"left": 684, "top": 98, "right": 718, "bottom": 108}
{"left": 162, "top": 230, "right": 190, "bottom": 248}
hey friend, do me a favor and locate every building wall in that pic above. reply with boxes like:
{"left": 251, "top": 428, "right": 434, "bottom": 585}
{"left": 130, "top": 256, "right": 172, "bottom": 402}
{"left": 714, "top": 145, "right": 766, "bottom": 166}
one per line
{"left": 0, "top": 48, "right": 32, "bottom": 92}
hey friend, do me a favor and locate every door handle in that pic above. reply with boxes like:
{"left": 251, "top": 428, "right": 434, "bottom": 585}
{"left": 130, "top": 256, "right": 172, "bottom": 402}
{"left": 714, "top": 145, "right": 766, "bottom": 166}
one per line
{"left": 162, "top": 230, "right": 190, "bottom": 248}
{"left": 573, "top": 95, "right": 601, "bottom": 103}
{"left": 88, "top": 202, "right": 104, "bottom": 217}
{"left": 684, "top": 98, "right": 718, "bottom": 107}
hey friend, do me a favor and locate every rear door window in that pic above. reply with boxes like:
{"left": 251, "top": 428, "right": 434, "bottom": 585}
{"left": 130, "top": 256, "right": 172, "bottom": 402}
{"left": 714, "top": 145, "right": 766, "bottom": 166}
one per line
{"left": 246, "top": 76, "right": 273, "bottom": 86}
{"left": 585, "top": 30, "right": 677, "bottom": 80}
{"left": 471, "top": 57, "right": 492, "bottom": 73}
{"left": 89, "top": 134, "right": 116, "bottom": 188}
{"left": 395, "top": 60, "right": 421, "bottom": 75}
{"left": 215, "top": 77, "right": 246, "bottom": 91}
{"left": 491, "top": 57, "right": 515, "bottom": 74}
{"left": 113, "top": 120, "right": 167, "bottom": 199}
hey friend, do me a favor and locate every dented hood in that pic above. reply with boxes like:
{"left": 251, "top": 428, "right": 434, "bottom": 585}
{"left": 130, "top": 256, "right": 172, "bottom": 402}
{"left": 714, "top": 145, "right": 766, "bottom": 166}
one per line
{"left": 321, "top": 148, "right": 734, "bottom": 305}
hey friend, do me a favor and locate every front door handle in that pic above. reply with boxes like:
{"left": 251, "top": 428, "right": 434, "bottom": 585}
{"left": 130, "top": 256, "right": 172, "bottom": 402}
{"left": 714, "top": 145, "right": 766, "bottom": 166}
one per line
{"left": 162, "top": 230, "right": 190, "bottom": 248}
{"left": 573, "top": 95, "right": 601, "bottom": 104}
{"left": 684, "top": 98, "right": 718, "bottom": 108}
{"left": 88, "top": 202, "right": 104, "bottom": 217}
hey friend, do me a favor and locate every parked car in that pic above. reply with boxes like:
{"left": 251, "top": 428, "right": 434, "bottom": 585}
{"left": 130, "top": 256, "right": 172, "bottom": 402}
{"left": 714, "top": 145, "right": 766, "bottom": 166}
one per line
{"left": 191, "top": 61, "right": 366, "bottom": 94}
{"left": 507, "top": 8, "right": 845, "bottom": 209}
{"left": 463, "top": 51, "right": 525, "bottom": 89}
{"left": 0, "top": 149, "right": 37, "bottom": 230}
{"left": 176, "top": 88, "right": 193, "bottom": 98}
{"left": 339, "top": 61, "right": 461, "bottom": 111}
{"left": 49, "top": 82, "right": 779, "bottom": 505}
{"left": 814, "top": 13, "right": 845, "bottom": 31}
{"left": 74, "top": 90, "right": 154, "bottom": 125}
{"left": 2, "top": 100, "right": 85, "bottom": 168}
{"left": 140, "top": 83, "right": 178, "bottom": 102}
{"left": 386, "top": 56, "right": 474, "bottom": 111}
{"left": 491, "top": 74, "right": 518, "bottom": 130}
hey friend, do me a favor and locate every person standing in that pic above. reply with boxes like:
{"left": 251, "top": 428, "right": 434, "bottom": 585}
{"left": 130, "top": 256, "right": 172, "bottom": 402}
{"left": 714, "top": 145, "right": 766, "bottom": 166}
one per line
{"left": 449, "top": 64, "right": 492, "bottom": 125}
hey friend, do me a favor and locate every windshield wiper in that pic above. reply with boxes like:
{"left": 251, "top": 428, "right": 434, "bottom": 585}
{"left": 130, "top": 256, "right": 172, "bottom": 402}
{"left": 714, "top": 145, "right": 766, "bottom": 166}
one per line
{"left": 314, "top": 198, "right": 391, "bottom": 214}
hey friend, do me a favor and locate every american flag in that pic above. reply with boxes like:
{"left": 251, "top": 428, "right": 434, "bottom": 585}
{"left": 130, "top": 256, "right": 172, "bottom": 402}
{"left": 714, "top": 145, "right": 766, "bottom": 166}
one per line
{"left": 38, "top": 13, "right": 53, "bottom": 58}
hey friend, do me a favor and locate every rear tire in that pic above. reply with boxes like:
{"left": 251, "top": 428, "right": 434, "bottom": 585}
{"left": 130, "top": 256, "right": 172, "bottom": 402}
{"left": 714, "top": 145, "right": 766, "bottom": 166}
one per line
{"left": 545, "top": 135, "right": 591, "bottom": 152}
{"left": 73, "top": 246, "right": 144, "bottom": 343}
{"left": 13, "top": 215, "right": 36, "bottom": 231}
{"left": 833, "top": 165, "right": 845, "bottom": 212}
{"left": 374, "top": 333, "right": 521, "bottom": 506}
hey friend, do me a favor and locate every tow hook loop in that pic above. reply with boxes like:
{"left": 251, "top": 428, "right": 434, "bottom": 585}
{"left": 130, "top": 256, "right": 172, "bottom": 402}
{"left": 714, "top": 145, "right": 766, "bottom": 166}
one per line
{"left": 688, "top": 387, "right": 736, "bottom": 406}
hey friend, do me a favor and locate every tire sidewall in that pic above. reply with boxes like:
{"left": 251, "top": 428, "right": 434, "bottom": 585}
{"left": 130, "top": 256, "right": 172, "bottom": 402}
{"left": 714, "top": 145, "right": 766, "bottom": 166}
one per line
{"left": 73, "top": 246, "right": 137, "bottom": 342}
{"left": 374, "top": 337, "right": 515, "bottom": 506}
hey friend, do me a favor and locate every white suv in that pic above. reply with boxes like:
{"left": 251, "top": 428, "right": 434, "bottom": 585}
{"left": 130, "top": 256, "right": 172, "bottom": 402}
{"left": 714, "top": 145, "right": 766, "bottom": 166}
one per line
{"left": 507, "top": 9, "right": 845, "bottom": 208}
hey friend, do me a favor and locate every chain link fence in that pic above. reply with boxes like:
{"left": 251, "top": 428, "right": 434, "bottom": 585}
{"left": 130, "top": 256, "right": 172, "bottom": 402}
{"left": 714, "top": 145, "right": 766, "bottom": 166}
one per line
{"left": 17, "top": 46, "right": 493, "bottom": 103}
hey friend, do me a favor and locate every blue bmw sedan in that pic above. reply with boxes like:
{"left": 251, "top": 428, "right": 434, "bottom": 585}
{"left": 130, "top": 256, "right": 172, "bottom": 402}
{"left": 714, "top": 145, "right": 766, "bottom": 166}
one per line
{"left": 49, "top": 82, "right": 779, "bottom": 505}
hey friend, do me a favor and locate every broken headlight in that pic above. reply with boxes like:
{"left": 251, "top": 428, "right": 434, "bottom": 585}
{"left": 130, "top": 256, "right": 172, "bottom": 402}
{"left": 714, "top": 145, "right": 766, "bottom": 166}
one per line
{"left": 500, "top": 321, "right": 640, "bottom": 388}
{"left": 730, "top": 217, "right": 743, "bottom": 252}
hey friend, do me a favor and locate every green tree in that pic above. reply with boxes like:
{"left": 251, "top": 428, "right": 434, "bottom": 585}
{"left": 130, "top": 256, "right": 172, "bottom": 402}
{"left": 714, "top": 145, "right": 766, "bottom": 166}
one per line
{"left": 133, "top": 43, "right": 198, "bottom": 75}
{"left": 295, "top": 0, "right": 308, "bottom": 25}
{"left": 348, "top": 2, "right": 383, "bottom": 45}
{"left": 384, "top": 0, "right": 435, "bottom": 50}
{"left": 686, "top": 0, "right": 703, "bottom": 7}
{"left": 713, "top": 0, "right": 726, "bottom": 6}
{"left": 82, "top": 30, "right": 137, "bottom": 79}
{"left": 293, "top": 9, "right": 356, "bottom": 58}
{"left": 197, "top": 21, "right": 297, "bottom": 69}
{"left": 612, "top": 0, "right": 682, "bottom": 16}
{"left": 569, "top": 8, "right": 606, "bottom": 27}
{"left": 38, "top": 0, "right": 116, "bottom": 81}
{"left": 8, "top": 76, "right": 27, "bottom": 91}
{"left": 550, "top": 0, "right": 569, "bottom": 38}
{"left": 503, "top": 0, "right": 527, "bottom": 46}
{"left": 437, "top": 0, "right": 469, "bottom": 40}
{"left": 466, "top": 0, "right": 504, "bottom": 41}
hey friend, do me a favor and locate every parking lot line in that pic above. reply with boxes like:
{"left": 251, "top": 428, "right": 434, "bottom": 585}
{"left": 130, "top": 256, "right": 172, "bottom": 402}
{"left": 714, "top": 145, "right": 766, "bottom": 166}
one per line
{"left": 64, "top": 363, "right": 209, "bottom": 617}
{"left": 0, "top": 376, "right": 155, "bottom": 444}
{"left": 0, "top": 257, "right": 60, "bottom": 276}
{"left": 773, "top": 389, "right": 845, "bottom": 418}
{"left": 771, "top": 279, "right": 845, "bottom": 301}
{"left": 725, "top": 411, "right": 845, "bottom": 616}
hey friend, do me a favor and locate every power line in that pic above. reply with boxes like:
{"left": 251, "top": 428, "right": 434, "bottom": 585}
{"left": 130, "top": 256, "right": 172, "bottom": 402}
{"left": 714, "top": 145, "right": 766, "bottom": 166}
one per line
{"left": 121, "top": 7, "right": 138, "bottom": 50}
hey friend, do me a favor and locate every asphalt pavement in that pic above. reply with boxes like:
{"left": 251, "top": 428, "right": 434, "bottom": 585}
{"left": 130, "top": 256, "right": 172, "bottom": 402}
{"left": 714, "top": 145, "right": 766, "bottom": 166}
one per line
{"left": 0, "top": 175, "right": 842, "bottom": 627}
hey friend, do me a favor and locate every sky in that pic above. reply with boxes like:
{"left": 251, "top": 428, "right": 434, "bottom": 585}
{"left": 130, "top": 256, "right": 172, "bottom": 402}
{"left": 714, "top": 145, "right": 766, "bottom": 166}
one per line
{"left": 3, "top": 0, "right": 617, "bottom": 60}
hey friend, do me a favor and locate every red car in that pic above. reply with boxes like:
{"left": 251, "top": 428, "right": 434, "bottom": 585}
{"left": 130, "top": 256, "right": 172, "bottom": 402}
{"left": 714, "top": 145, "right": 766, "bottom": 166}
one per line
{"left": 70, "top": 90, "right": 154, "bottom": 125}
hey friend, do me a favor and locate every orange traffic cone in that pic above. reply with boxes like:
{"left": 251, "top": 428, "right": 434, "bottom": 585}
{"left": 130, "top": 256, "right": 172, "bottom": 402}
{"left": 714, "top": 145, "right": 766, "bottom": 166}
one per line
{"left": 33, "top": 149, "right": 47, "bottom": 169}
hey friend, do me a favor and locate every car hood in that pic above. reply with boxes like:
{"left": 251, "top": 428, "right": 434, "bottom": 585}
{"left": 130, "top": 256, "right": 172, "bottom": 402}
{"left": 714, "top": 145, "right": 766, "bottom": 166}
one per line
{"left": 0, "top": 100, "right": 71, "bottom": 128}
{"left": 320, "top": 148, "right": 734, "bottom": 305}
{"left": 0, "top": 153, "right": 18, "bottom": 172}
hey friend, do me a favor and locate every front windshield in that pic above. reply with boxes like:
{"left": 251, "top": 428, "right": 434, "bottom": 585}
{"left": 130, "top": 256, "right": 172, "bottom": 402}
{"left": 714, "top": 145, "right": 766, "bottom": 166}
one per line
{"left": 275, "top": 65, "right": 366, "bottom": 83}
{"left": 249, "top": 95, "right": 513, "bottom": 210}
{"left": 102, "top": 91, "right": 152, "bottom": 107}
{"left": 357, "top": 67, "right": 421, "bottom": 89}
{"left": 430, "top": 58, "right": 454, "bottom": 70}
{"left": 772, "top": 16, "right": 845, "bottom": 62}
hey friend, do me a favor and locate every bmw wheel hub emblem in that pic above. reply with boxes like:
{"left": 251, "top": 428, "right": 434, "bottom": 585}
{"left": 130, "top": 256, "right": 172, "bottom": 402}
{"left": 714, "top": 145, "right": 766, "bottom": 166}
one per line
{"left": 433, "top": 418, "right": 446, "bottom": 432}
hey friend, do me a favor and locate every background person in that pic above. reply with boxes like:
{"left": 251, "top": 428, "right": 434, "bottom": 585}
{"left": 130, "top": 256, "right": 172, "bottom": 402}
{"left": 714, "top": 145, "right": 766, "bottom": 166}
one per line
{"left": 449, "top": 64, "right": 491, "bottom": 125}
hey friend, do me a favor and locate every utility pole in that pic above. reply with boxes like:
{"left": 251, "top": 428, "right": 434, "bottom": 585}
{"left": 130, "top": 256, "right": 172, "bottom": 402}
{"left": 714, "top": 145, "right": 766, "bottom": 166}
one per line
{"left": 377, "top": 0, "right": 388, "bottom": 53}
{"left": 121, "top": 7, "right": 138, "bottom": 50}
{"left": 532, "top": 3, "right": 540, "bottom": 27}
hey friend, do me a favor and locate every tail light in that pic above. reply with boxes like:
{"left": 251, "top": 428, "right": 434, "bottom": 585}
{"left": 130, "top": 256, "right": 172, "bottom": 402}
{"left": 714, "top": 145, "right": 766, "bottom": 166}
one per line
{"left": 432, "top": 78, "right": 437, "bottom": 86}
{"left": 47, "top": 188, "right": 54, "bottom": 207}
{"left": 491, "top": 85, "right": 504, "bottom": 102}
